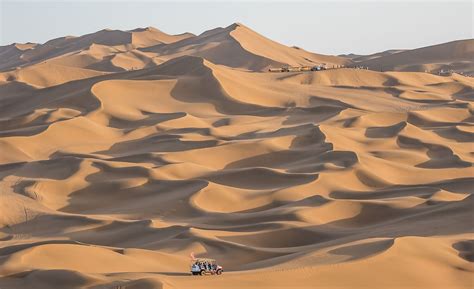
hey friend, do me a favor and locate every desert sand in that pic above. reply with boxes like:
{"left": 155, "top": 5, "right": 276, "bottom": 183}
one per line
{"left": 0, "top": 23, "right": 473, "bottom": 289}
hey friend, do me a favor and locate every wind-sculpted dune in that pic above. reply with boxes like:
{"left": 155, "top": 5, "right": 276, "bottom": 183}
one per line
{"left": 357, "top": 39, "right": 474, "bottom": 74}
{"left": 0, "top": 23, "right": 473, "bottom": 289}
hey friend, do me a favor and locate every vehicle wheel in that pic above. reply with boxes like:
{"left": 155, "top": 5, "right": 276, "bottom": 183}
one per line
{"left": 216, "top": 269, "right": 222, "bottom": 275}
{"left": 200, "top": 270, "right": 205, "bottom": 276}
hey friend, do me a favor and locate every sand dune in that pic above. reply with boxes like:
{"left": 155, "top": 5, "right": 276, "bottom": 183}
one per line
{"left": 0, "top": 23, "right": 473, "bottom": 289}
{"left": 0, "top": 27, "right": 194, "bottom": 72}
{"left": 340, "top": 49, "right": 406, "bottom": 62}
{"left": 356, "top": 39, "right": 474, "bottom": 74}
{"left": 0, "top": 63, "right": 108, "bottom": 88}
{"left": 0, "top": 23, "right": 350, "bottom": 77}
{"left": 141, "top": 23, "right": 350, "bottom": 71}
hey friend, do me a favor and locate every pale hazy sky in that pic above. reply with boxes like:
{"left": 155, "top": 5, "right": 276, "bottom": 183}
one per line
{"left": 1, "top": 1, "right": 472, "bottom": 55}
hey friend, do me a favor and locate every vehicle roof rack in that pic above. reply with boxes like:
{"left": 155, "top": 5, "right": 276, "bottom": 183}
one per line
{"left": 194, "top": 258, "right": 216, "bottom": 262}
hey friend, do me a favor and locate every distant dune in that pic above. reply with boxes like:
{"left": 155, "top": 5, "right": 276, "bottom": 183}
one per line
{"left": 0, "top": 23, "right": 473, "bottom": 289}
{"left": 347, "top": 49, "right": 406, "bottom": 62}
{"left": 0, "top": 27, "right": 195, "bottom": 72}
{"left": 355, "top": 39, "right": 474, "bottom": 74}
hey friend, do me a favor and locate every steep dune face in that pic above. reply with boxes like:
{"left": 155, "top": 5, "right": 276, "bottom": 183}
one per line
{"left": 229, "top": 23, "right": 348, "bottom": 68}
{"left": 358, "top": 39, "right": 474, "bottom": 74}
{"left": 0, "top": 24, "right": 473, "bottom": 289}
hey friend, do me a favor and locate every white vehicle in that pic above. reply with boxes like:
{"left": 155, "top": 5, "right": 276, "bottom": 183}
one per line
{"left": 190, "top": 258, "right": 223, "bottom": 276}
{"left": 311, "top": 65, "right": 327, "bottom": 71}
